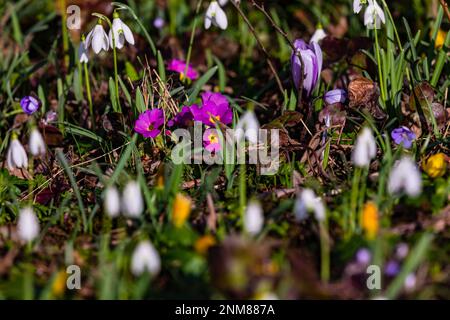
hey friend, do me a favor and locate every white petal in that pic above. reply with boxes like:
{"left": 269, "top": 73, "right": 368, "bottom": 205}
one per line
{"left": 122, "top": 181, "right": 143, "bottom": 217}
{"left": 105, "top": 186, "right": 121, "bottom": 218}
{"left": 218, "top": 0, "right": 228, "bottom": 6}
{"left": 6, "top": 146, "right": 14, "bottom": 170}
{"left": 11, "top": 139, "right": 28, "bottom": 169}
{"left": 131, "top": 241, "right": 161, "bottom": 276}
{"left": 214, "top": 5, "right": 228, "bottom": 30}
{"left": 244, "top": 201, "right": 264, "bottom": 236}
{"left": 121, "top": 22, "right": 135, "bottom": 45}
{"left": 17, "top": 207, "right": 40, "bottom": 242}
{"left": 204, "top": 3, "right": 215, "bottom": 29}
{"left": 85, "top": 29, "right": 94, "bottom": 49}
{"left": 353, "top": 0, "right": 362, "bottom": 13}
{"left": 29, "top": 129, "right": 46, "bottom": 156}
{"left": 311, "top": 28, "right": 326, "bottom": 43}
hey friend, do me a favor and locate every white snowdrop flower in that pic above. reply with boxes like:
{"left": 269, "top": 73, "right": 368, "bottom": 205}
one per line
{"left": 352, "top": 127, "right": 377, "bottom": 167}
{"left": 235, "top": 110, "right": 260, "bottom": 144}
{"left": 311, "top": 28, "right": 327, "bottom": 43}
{"left": 104, "top": 186, "right": 120, "bottom": 218}
{"left": 243, "top": 201, "right": 264, "bottom": 236}
{"left": 122, "top": 181, "right": 144, "bottom": 218}
{"left": 218, "top": 0, "right": 228, "bottom": 5}
{"left": 387, "top": 156, "right": 422, "bottom": 197}
{"left": 29, "top": 128, "right": 46, "bottom": 157}
{"left": 353, "top": 0, "right": 365, "bottom": 14}
{"left": 131, "top": 240, "right": 161, "bottom": 276}
{"left": 205, "top": 1, "right": 228, "bottom": 30}
{"left": 364, "top": 0, "right": 385, "bottom": 29}
{"left": 6, "top": 136, "right": 28, "bottom": 170}
{"left": 78, "top": 39, "right": 89, "bottom": 63}
{"left": 17, "top": 207, "right": 40, "bottom": 242}
{"left": 85, "top": 21, "right": 109, "bottom": 54}
{"left": 109, "top": 12, "right": 135, "bottom": 50}
{"left": 294, "top": 189, "right": 326, "bottom": 222}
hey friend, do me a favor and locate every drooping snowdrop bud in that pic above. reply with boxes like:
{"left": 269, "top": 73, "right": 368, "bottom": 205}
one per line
{"left": 122, "top": 181, "right": 144, "bottom": 217}
{"left": 352, "top": 127, "right": 377, "bottom": 167}
{"left": 104, "top": 186, "right": 120, "bottom": 218}
{"left": 6, "top": 135, "right": 28, "bottom": 170}
{"left": 243, "top": 201, "right": 264, "bottom": 236}
{"left": 353, "top": 0, "right": 365, "bottom": 14}
{"left": 17, "top": 207, "right": 40, "bottom": 242}
{"left": 109, "top": 11, "right": 135, "bottom": 50}
{"left": 218, "top": 0, "right": 229, "bottom": 5}
{"left": 311, "top": 27, "right": 327, "bottom": 43}
{"left": 85, "top": 20, "right": 109, "bottom": 54}
{"left": 205, "top": 1, "right": 228, "bottom": 30}
{"left": 235, "top": 110, "right": 260, "bottom": 144}
{"left": 364, "top": 0, "right": 385, "bottom": 29}
{"left": 294, "top": 189, "right": 326, "bottom": 222}
{"left": 131, "top": 240, "right": 161, "bottom": 276}
{"left": 387, "top": 156, "right": 422, "bottom": 197}
{"left": 29, "top": 128, "right": 46, "bottom": 157}
{"left": 79, "top": 36, "right": 89, "bottom": 64}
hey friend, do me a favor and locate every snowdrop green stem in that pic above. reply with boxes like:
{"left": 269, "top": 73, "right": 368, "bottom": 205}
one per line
{"left": 239, "top": 163, "right": 247, "bottom": 218}
{"left": 374, "top": 27, "right": 387, "bottom": 107}
{"left": 83, "top": 62, "right": 94, "bottom": 128}
{"left": 350, "top": 167, "right": 362, "bottom": 234}
{"left": 184, "top": 0, "right": 204, "bottom": 82}
{"left": 319, "top": 221, "right": 330, "bottom": 282}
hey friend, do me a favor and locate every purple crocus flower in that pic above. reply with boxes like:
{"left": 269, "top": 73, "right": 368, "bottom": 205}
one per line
{"left": 168, "top": 59, "right": 199, "bottom": 81}
{"left": 153, "top": 17, "right": 165, "bottom": 29}
{"left": 384, "top": 260, "right": 400, "bottom": 277}
{"left": 391, "top": 126, "right": 416, "bottom": 149}
{"left": 20, "top": 96, "right": 40, "bottom": 115}
{"left": 356, "top": 248, "right": 372, "bottom": 265}
{"left": 167, "top": 106, "right": 194, "bottom": 127}
{"left": 324, "top": 89, "right": 347, "bottom": 105}
{"left": 203, "top": 128, "right": 221, "bottom": 152}
{"left": 134, "top": 109, "right": 165, "bottom": 138}
{"left": 291, "top": 39, "right": 323, "bottom": 97}
{"left": 191, "top": 92, "right": 232, "bottom": 126}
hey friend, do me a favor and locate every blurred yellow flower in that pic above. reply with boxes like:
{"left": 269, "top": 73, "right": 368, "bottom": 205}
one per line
{"left": 362, "top": 202, "right": 379, "bottom": 240}
{"left": 51, "top": 270, "right": 67, "bottom": 297}
{"left": 435, "top": 29, "right": 447, "bottom": 49}
{"left": 172, "top": 193, "right": 192, "bottom": 228}
{"left": 194, "top": 235, "right": 216, "bottom": 255}
{"left": 423, "top": 153, "right": 447, "bottom": 178}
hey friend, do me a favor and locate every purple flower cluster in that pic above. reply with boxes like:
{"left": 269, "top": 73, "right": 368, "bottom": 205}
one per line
{"left": 134, "top": 91, "right": 232, "bottom": 150}
{"left": 168, "top": 59, "right": 199, "bottom": 81}
{"left": 391, "top": 126, "right": 416, "bottom": 149}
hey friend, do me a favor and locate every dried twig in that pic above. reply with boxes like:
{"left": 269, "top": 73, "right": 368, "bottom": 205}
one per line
{"left": 439, "top": 0, "right": 450, "bottom": 22}
{"left": 231, "top": 1, "right": 285, "bottom": 95}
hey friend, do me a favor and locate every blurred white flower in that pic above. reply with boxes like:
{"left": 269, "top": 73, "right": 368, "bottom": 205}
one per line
{"left": 243, "top": 201, "right": 264, "bottom": 236}
{"left": 205, "top": 1, "right": 228, "bottom": 30}
{"left": 122, "top": 181, "right": 144, "bottom": 217}
{"left": 79, "top": 39, "right": 89, "bottom": 63}
{"left": 387, "top": 156, "right": 422, "bottom": 197}
{"left": 235, "top": 110, "right": 260, "bottom": 144}
{"left": 404, "top": 273, "right": 416, "bottom": 291}
{"left": 6, "top": 137, "right": 28, "bottom": 170}
{"left": 131, "top": 240, "right": 161, "bottom": 276}
{"left": 294, "top": 189, "right": 326, "bottom": 221}
{"left": 109, "top": 12, "right": 135, "bottom": 50}
{"left": 353, "top": 0, "right": 364, "bottom": 13}
{"left": 218, "top": 0, "right": 229, "bottom": 5}
{"left": 104, "top": 186, "right": 120, "bottom": 218}
{"left": 86, "top": 21, "right": 109, "bottom": 54}
{"left": 17, "top": 207, "right": 40, "bottom": 242}
{"left": 352, "top": 127, "right": 377, "bottom": 167}
{"left": 311, "top": 28, "right": 327, "bottom": 43}
{"left": 29, "top": 128, "right": 46, "bottom": 157}
{"left": 364, "top": 0, "right": 385, "bottom": 29}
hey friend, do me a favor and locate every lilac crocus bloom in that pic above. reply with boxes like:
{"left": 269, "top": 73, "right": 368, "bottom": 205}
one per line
{"left": 191, "top": 92, "right": 232, "bottom": 126}
{"left": 168, "top": 106, "right": 194, "bottom": 127}
{"left": 153, "top": 17, "right": 165, "bottom": 29}
{"left": 168, "top": 59, "right": 199, "bottom": 81}
{"left": 384, "top": 260, "right": 400, "bottom": 277}
{"left": 20, "top": 96, "right": 40, "bottom": 115}
{"left": 291, "top": 39, "right": 323, "bottom": 97}
{"left": 356, "top": 248, "right": 371, "bottom": 265}
{"left": 324, "top": 89, "right": 347, "bottom": 105}
{"left": 134, "top": 109, "right": 165, "bottom": 138}
{"left": 391, "top": 126, "right": 416, "bottom": 149}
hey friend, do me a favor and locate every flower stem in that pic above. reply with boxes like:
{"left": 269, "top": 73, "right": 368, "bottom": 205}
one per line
{"left": 319, "top": 220, "right": 330, "bottom": 283}
{"left": 374, "top": 27, "right": 387, "bottom": 107}
{"left": 350, "top": 167, "right": 361, "bottom": 234}
{"left": 112, "top": 40, "right": 121, "bottom": 113}
{"left": 83, "top": 62, "right": 95, "bottom": 129}
{"left": 239, "top": 163, "right": 247, "bottom": 218}
{"left": 184, "top": 0, "right": 203, "bottom": 79}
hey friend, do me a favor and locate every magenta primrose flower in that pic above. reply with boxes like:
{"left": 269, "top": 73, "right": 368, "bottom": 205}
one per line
{"left": 168, "top": 106, "right": 194, "bottom": 127}
{"left": 391, "top": 126, "right": 416, "bottom": 149}
{"left": 203, "top": 129, "right": 221, "bottom": 153}
{"left": 191, "top": 92, "right": 232, "bottom": 126}
{"left": 20, "top": 96, "right": 41, "bottom": 115}
{"left": 168, "top": 59, "right": 199, "bottom": 81}
{"left": 134, "top": 109, "right": 165, "bottom": 138}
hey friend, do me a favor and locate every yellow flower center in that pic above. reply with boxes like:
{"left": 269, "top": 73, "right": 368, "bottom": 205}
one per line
{"left": 208, "top": 133, "right": 218, "bottom": 144}
{"left": 209, "top": 115, "right": 221, "bottom": 124}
